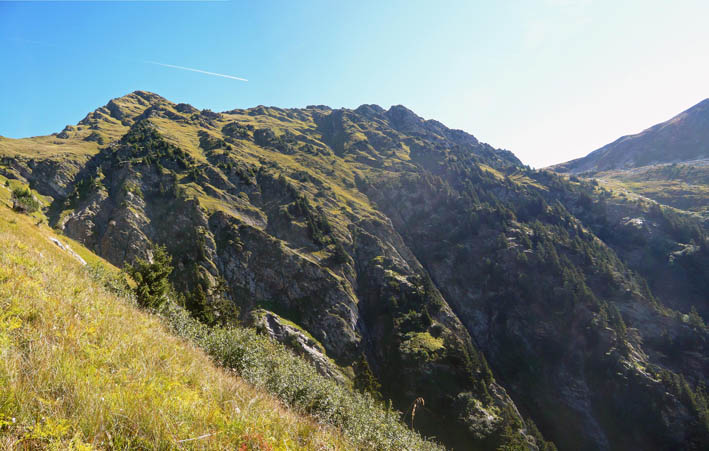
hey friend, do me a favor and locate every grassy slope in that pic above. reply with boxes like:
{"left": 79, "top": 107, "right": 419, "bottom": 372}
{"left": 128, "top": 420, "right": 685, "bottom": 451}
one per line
{"left": 0, "top": 136, "right": 97, "bottom": 161}
{"left": 590, "top": 162, "right": 709, "bottom": 219}
{"left": 0, "top": 201, "right": 352, "bottom": 449}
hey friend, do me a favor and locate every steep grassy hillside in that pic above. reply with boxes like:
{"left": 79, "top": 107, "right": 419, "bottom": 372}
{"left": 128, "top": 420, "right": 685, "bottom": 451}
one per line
{"left": 0, "top": 204, "right": 348, "bottom": 449}
{"left": 0, "top": 197, "right": 442, "bottom": 450}
{"left": 1, "top": 91, "right": 707, "bottom": 450}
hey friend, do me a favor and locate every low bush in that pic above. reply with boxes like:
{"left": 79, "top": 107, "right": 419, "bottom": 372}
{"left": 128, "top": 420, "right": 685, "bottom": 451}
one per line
{"left": 11, "top": 188, "right": 41, "bottom": 213}
{"left": 158, "top": 301, "right": 444, "bottom": 450}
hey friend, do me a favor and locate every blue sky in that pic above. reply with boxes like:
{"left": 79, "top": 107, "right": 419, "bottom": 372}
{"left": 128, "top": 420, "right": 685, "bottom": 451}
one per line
{"left": 1, "top": 0, "right": 708, "bottom": 167}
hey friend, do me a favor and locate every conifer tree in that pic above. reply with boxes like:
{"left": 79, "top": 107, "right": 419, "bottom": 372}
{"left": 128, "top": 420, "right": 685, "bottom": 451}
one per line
{"left": 128, "top": 245, "right": 173, "bottom": 309}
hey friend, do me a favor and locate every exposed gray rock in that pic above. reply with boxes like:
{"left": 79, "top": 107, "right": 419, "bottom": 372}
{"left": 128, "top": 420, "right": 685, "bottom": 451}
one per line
{"left": 250, "top": 309, "right": 346, "bottom": 383}
{"left": 48, "top": 237, "right": 87, "bottom": 265}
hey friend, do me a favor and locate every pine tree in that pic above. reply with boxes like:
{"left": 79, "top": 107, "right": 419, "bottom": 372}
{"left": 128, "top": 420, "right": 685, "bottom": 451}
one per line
{"left": 353, "top": 353, "right": 382, "bottom": 399}
{"left": 128, "top": 245, "right": 173, "bottom": 309}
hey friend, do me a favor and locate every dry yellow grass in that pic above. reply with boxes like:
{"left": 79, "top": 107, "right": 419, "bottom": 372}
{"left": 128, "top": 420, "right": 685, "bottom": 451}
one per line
{"left": 0, "top": 203, "right": 350, "bottom": 450}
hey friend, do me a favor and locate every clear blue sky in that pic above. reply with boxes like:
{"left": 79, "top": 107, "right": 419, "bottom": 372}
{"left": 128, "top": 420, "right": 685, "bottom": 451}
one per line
{"left": 2, "top": 0, "right": 708, "bottom": 167}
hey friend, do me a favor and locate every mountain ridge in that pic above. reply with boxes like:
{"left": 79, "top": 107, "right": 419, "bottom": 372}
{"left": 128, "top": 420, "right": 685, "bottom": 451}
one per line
{"left": 552, "top": 98, "right": 709, "bottom": 174}
{"left": 1, "top": 91, "right": 707, "bottom": 450}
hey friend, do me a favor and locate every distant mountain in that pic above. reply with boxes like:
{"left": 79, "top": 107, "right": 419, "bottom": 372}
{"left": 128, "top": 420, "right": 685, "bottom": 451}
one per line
{"left": 551, "top": 99, "right": 709, "bottom": 220}
{"left": 553, "top": 98, "right": 709, "bottom": 173}
{"left": 1, "top": 91, "right": 707, "bottom": 450}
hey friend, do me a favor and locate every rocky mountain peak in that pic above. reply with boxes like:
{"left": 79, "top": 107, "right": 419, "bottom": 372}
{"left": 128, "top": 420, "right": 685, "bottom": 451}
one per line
{"left": 78, "top": 90, "right": 172, "bottom": 131}
{"left": 385, "top": 104, "right": 425, "bottom": 132}
{"left": 353, "top": 103, "right": 386, "bottom": 118}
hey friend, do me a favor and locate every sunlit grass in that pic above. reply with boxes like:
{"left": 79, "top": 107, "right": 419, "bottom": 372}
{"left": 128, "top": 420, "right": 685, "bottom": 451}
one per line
{"left": 0, "top": 204, "right": 351, "bottom": 450}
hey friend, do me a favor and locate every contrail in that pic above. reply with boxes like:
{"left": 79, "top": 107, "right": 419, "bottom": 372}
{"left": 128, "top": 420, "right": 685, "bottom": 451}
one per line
{"left": 145, "top": 61, "right": 248, "bottom": 82}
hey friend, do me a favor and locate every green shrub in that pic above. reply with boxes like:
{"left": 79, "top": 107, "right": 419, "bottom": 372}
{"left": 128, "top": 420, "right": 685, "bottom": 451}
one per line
{"left": 353, "top": 353, "right": 382, "bottom": 398}
{"left": 11, "top": 187, "right": 41, "bottom": 213}
{"left": 85, "top": 262, "right": 134, "bottom": 299}
{"left": 222, "top": 121, "right": 249, "bottom": 139}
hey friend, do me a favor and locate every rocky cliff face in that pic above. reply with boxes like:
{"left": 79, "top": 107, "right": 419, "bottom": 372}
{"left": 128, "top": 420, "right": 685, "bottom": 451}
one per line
{"left": 1, "top": 91, "right": 706, "bottom": 450}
